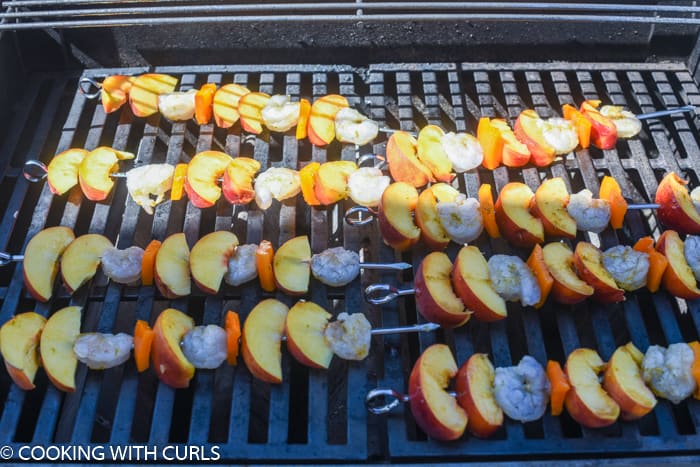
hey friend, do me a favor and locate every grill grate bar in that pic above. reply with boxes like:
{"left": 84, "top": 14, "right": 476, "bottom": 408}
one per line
{"left": 3, "top": 3, "right": 700, "bottom": 30}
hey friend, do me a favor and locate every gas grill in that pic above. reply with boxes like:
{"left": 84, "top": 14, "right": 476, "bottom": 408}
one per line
{"left": 2, "top": 2, "right": 700, "bottom": 464}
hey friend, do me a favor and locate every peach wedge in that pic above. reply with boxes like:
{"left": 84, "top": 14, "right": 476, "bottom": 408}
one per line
{"left": 241, "top": 299, "right": 289, "bottom": 384}
{"left": 415, "top": 252, "right": 471, "bottom": 328}
{"left": 184, "top": 150, "right": 233, "bottom": 208}
{"left": 409, "top": 344, "right": 468, "bottom": 441}
{"left": 565, "top": 348, "right": 620, "bottom": 428}
{"left": 129, "top": 73, "right": 178, "bottom": 118}
{"left": 378, "top": 182, "right": 421, "bottom": 252}
{"left": 0, "top": 312, "right": 46, "bottom": 390}
{"left": 273, "top": 236, "right": 311, "bottom": 295}
{"left": 212, "top": 83, "right": 250, "bottom": 128}
{"left": 190, "top": 231, "right": 239, "bottom": 294}
{"left": 154, "top": 233, "right": 191, "bottom": 299}
{"left": 23, "top": 226, "right": 75, "bottom": 302}
{"left": 285, "top": 300, "right": 333, "bottom": 369}
{"left": 60, "top": 234, "right": 113, "bottom": 294}
{"left": 47, "top": 148, "right": 88, "bottom": 196}
{"left": 40, "top": 306, "right": 81, "bottom": 392}
{"left": 78, "top": 146, "right": 135, "bottom": 201}
{"left": 151, "top": 308, "right": 195, "bottom": 388}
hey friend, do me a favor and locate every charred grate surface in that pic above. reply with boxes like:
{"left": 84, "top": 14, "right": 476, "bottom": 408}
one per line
{"left": 0, "top": 62, "right": 698, "bottom": 462}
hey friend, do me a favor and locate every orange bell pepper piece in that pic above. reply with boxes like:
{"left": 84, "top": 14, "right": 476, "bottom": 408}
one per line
{"left": 477, "top": 117, "right": 503, "bottom": 170}
{"left": 546, "top": 360, "right": 571, "bottom": 416}
{"left": 225, "top": 310, "right": 241, "bottom": 365}
{"left": 170, "top": 163, "right": 188, "bottom": 201}
{"left": 296, "top": 98, "right": 311, "bottom": 140}
{"left": 299, "top": 162, "right": 321, "bottom": 206}
{"left": 256, "top": 240, "right": 276, "bottom": 292}
{"left": 599, "top": 176, "right": 627, "bottom": 229}
{"left": 195, "top": 83, "right": 217, "bottom": 125}
{"left": 633, "top": 236, "right": 668, "bottom": 293}
{"left": 632, "top": 236, "right": 654, "bottom": 253}
{"left": 133, "top": 320, "right": 155, "bottom": 373}
{"left": 527, "top": 244, "right": 554, "bottom": 309}
{"left": 141, "top": 239, "right": 161, "bottom": 286}
{"left": 478, "top": 183, "right": 500, "bottom": 238}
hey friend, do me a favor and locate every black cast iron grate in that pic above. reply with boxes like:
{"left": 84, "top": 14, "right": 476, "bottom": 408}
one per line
{"left": 0, "top": 62, "right": 699, "bottom": 462}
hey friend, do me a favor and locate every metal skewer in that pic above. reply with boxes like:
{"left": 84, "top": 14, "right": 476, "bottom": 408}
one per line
{"left": 23, "top": 159, "right": 667, "bottom": 216}
{"left": 0, "top": 253, "right": 24, "bottom": 266}
{"left": 78, "top": 76, "right": 103, "bottom": 99}
{"left": 345, "top": 201, "right": 662, "bottom": 228}
{"left": 364, "top": 284, "right": 416, "bottom": 305}
{"left": 302, "top": 254, "right": 411, "bottom": 272}
{"left": 78, "top": 76, "right": 694, "bottom": 133}
{"left": 0, "top": 244, "right": 411, "bottom": 273}
{"left": 636, "top": 105, "right": 695, "bottom": 120}
{"left": 278, "top": 322, "right": 439, "bottom": 342}
{"left": 360, "top": 262, "right": 412, "bottom": 271}
{"left": 365, "top": 387, "right": 457, "bottom": 415}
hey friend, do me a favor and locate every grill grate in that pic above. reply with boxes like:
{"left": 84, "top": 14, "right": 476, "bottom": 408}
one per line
{"left": 2, "top": 1, "right": 700, "bottom": 30}
{"left": 0, "top": 62, "right": 699, "bottom": 462}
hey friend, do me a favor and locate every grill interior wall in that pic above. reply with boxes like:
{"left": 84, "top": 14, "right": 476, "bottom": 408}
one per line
{"left": 0, "top": 63, "right": 699, "bottom": 461}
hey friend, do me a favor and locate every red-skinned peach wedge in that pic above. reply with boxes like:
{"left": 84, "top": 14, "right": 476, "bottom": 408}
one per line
{"left": 385, "top": 131, "right": 434, "bottom": 188}
{"left": 565, "top": 348, "right": 620, "bottom": 428}
{"left": 455, "top": 353, "right": 504, "bottom": 438}
{"left": 656, "top": 230, "right": 700, "bottom": 300}
{"left": 543, "top": 242, "right": 594, "bottom": 305}
{"left": 151, "top": 308, "right": 195, "bottom": 388}
{"left": 573, "top": 242, "right": 625, "bottom": 304}
{"left": 494, "top": 182, "right": 545, "bottom": 248}
{"left": 452, "top": 246, "right": 507, "bottom": 322}
{"left": 414, "top": 252, "right": 472, "bottom": 328}
{"left": 408, "top": 344, "right": 468, "bottom": 441}
{"left": 655, "top": 172, "right": 700, "bottom": 235}
{"left": 377, "top": 182, "right": 421, "bottom": 252}
{"left": 514, "top": 109, "right": 557, "bottom": 167}
{"left": 602, "top": 343, "right": 657, "bottom": 420}
{"left": 530, "top": 178, "right": 577, "bottom": 239}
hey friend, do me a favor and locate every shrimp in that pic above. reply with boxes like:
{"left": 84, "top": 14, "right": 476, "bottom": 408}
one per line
{"left": 261, "top": 95, "right": 301, "bottom": 132}
{"left": 254, "top": 167, "right": 301, "bottom": 210}
{"left": 493, "top": 355, "right": 551, "bottom": 423}
{"left": 539, "top": 117, "right": 579, "bottom": 155}
{"left": 347, "top": 167, "right": 390, "bottom": 208}
{"left": 225, "top": 244, "right": 258, "bottom": 286}
{"left": 567, "top": 189, "right": 612, "bottom": 233}
{"left": 602, "top": 245, "right": 649, "bottom": 291}
{"left": 600, "top": 105, "right": 642, "bottom": 138}
{"left": 440, "top": 132, "right": 483, "bottom": 172}
{"left": 324, "top": 312, "right": 372, "bottom": 361}
{"left": 642, "top": 343, "right": 696, "bottom": 404}
{"left": 74, "top": 333, "right": 133, "bottom": 370}
{"left": 181, "top": 325, "right": 228, "bottom": 369}
{"left": 487, "top": 255, "right": 541, "bottom": 307}
{"left": 126, "top": 163, "right": 174, "bottom": 215}
{"left": 101, "top": 246, "right": 144, "bottom": 285}
{"left": 311, "top": 247, "right": 360, "bottom": 287}
{"left": 436, "top": 194, "right": 483, "bottom": 244}
{"left": 334, "top": 108, "right": 379, "bottom": 145}
{"left": 158, "top": 89, "right": 196, "bottom": 121}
